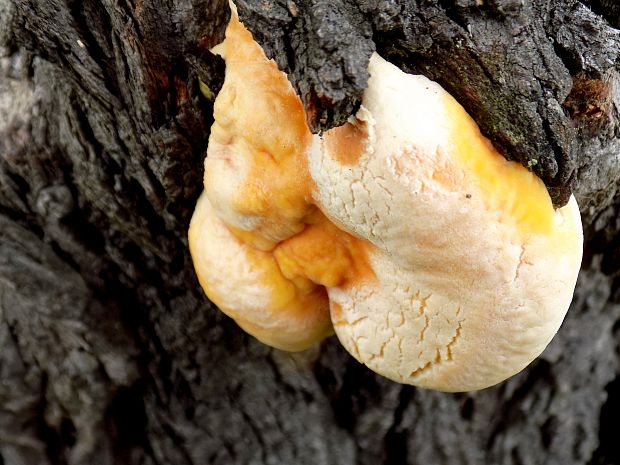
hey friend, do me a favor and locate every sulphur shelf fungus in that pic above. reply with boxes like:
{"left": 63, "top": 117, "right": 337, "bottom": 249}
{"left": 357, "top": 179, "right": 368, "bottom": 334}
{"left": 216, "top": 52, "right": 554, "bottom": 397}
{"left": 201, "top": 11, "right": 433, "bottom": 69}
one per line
{"left": 189, "top": 6, "right": 583, "bottom": 392}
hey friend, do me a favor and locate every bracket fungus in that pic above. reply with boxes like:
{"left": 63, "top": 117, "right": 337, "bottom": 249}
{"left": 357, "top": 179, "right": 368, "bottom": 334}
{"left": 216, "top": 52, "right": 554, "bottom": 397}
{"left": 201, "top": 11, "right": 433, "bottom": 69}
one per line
{"left": 189, "top": 6, "right": 583, "bottom": 391}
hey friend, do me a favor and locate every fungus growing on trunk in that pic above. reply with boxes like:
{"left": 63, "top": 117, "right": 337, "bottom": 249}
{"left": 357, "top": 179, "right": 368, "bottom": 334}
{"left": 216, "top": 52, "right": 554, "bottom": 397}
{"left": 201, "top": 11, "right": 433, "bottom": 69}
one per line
{"left": 189, "top": 5, "right": 583, "bottom": 391}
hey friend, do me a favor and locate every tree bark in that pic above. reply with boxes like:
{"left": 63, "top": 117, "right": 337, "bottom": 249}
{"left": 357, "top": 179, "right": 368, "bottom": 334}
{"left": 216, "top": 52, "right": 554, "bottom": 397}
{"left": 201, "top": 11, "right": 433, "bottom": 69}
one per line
{"left": 1, "top": 0, "right": 619, "bottom": 464}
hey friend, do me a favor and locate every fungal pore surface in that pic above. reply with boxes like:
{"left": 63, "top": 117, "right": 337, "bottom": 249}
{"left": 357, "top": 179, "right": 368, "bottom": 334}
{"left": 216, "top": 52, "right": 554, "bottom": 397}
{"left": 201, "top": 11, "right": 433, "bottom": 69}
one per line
{"left": 189, "top": 6, "right": 583, "bottom": 391}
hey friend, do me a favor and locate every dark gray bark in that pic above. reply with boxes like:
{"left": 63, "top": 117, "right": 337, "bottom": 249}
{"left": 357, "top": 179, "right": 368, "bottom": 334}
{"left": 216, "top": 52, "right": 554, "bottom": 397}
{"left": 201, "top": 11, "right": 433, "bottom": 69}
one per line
{"left": 1, "top": 0, "right": 619, "bottom": 464}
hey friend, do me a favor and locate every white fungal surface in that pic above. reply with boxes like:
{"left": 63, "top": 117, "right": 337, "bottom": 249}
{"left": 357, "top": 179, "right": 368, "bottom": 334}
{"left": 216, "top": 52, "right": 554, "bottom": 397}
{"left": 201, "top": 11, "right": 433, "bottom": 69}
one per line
{"left": 309, "top": 55, "right": 583, "bottom": 391}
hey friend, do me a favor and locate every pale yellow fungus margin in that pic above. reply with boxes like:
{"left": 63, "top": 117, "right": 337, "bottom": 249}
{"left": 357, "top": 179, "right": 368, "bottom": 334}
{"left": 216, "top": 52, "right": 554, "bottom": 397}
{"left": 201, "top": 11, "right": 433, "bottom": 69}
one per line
{"left": 189, "top": 4, "right": 583, "bottom": 391}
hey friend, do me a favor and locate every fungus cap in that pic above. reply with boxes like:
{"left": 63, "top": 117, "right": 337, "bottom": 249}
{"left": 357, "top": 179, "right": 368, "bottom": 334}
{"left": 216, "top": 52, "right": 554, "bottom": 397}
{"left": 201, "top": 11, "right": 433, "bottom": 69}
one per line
{"left": 310, "top": 54, "right": 583, "bottom": 391}
{"left": 203, "top": 3, "right": 313, "bottom": 249}
{"left": 188, "top": 5, "right": 333, "bottom": 352}
{"left": 189, "top": 7, "right": 583, "bottom": 391}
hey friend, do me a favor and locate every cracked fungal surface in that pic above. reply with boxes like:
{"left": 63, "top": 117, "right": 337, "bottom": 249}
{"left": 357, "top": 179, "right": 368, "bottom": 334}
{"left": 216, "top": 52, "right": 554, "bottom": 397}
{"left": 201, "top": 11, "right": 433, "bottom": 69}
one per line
{"left": 189, "top": 4, "right": 584, "bottom": 391}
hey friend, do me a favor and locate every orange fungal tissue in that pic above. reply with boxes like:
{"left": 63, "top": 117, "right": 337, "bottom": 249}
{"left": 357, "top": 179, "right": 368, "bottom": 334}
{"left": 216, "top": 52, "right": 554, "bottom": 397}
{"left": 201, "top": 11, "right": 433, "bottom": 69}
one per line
{"left": 189, "top": 5, "right": 583, "bottom": 391}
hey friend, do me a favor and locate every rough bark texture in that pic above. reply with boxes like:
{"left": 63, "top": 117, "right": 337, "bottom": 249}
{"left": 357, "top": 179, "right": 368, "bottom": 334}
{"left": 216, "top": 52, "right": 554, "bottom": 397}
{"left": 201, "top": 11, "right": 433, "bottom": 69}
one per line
{"left": 1, "top": 0, "right": 619, "bottom": 464}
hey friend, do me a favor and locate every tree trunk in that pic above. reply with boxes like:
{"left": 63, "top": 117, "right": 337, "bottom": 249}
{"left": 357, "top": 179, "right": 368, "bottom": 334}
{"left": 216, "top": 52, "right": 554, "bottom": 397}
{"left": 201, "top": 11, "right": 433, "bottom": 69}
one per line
{"left": 1, "top": 0, "right": 619, "bottom": 464}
